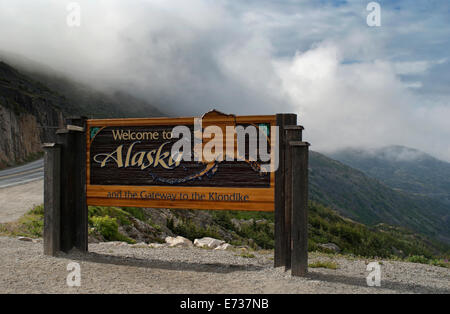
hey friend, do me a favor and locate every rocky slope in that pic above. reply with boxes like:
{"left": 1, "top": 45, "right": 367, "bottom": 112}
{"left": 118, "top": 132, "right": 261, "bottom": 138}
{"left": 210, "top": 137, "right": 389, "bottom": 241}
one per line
{"left": 0, "top": 61, "right": 63, "bottom": 168}
{"left": 0, "top": 59, "right": 163, "bottom": 168}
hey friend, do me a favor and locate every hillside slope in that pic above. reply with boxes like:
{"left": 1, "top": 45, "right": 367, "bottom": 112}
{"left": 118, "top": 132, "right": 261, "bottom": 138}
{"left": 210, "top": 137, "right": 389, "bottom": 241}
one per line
{"left": 3, "top": 201, "right": 448, "bottom": 259}
{"left": 309, "top": 151, "right": 450, "bottom": 245}
{"left": 0, "top": 61, "right": 63, "bottom": 167}
{"left": 329, "top": 146, "right": 450, "bottom": 205}
{"left": 0, "top": 60, "right": 163, "bottom": 168}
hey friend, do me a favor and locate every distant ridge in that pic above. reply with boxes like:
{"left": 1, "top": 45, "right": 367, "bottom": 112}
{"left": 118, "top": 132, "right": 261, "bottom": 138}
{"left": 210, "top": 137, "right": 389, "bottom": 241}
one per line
{"left": 329, "top": 146, "right": 450, "bottom": 204}
{"left": 309, "top": 151, "right": 450, "bottom": 245}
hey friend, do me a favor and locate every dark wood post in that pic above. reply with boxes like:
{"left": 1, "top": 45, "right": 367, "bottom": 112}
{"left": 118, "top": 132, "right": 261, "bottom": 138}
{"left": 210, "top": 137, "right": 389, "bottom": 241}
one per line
{"left": 290, "top": 141, "right": 310, "bottom": 276}
{"left": 66, "top": 117, "right": 88, "bottom": 252}
{"left": 43, "top": 143, "right": 61, "bottom": 256}
{"left": 56, "top": 129, "right": 75, "bottom": 252}
{"left": 274, "top": 113, "right": 297, "bottom": 267}
{"left": 283, "top": 126, "right": 304, "bottom": 270}
{"left": 56, "top": 117, "right": 88, "bottom": 253}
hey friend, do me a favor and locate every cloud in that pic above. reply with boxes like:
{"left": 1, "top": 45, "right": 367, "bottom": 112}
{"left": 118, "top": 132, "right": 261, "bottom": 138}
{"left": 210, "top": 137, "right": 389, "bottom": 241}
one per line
{"left": 0, "top": 0, "right": 449, "bottom": 161}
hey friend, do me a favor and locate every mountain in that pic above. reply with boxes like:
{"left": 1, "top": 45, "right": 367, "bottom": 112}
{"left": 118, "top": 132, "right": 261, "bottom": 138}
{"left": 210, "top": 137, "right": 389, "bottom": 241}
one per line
{"left": 0, "top": 52, "right": 163, "bottom": 119}
{"left": 0, "top": 61, "right": 63, "bottom": 167}
{"left": 0, "top": 59, "right": 162, "bottom": 168}
{"left": 328, "top": 146, "right": 450, "bottom": 205}
{"left": 309, "top": 151, "right": 450, "bottom": 245}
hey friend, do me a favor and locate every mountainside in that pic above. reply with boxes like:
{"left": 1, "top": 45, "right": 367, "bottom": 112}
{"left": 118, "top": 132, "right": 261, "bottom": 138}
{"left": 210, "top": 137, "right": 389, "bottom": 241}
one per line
{"left": 329, "top": 146, "right": 450, "bottom": 205}
{"left": 309, "top": 151, "right": 450, "bottom": 245}
{"left": 0, "top": 61, "right": 63, "bottom": 168}
{"left": 24, "top": 71, "right": 163, "bottom": 119}
{"left": 0, "top": 59, "right": 163, "bottom": 168}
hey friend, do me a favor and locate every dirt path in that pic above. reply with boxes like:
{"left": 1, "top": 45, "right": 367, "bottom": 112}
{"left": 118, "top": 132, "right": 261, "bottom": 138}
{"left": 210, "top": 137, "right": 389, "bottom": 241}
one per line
{"left": 0, "top": 180, "right": 43, "bottom": 223}
{"left": 0, "top": 237, "right": 448, "bottom": 294}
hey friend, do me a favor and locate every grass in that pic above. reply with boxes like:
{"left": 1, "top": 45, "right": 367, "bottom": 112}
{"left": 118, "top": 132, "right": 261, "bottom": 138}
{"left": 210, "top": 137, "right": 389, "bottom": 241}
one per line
{"left": 309, "top": 260, "right": 339, "bottom": 270}
{"left": 0, "top": 204, "right": 44, "bottom": 238}
{"left": 89, "top": 215, "right": 135, "bottom": 244}
{"left": 238, "top": 252, "right": 256, "bottom": 258}
{"left": 405, "top": 255, "right": 449, "bottom": 268}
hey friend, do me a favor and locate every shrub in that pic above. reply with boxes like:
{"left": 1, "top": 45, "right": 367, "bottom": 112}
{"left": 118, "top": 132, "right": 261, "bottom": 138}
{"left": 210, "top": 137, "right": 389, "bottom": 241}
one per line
{"left": 122, "top": 207, "right": 147, "bottom": 221}
{"left": 406, "top": 255, "right": 429, "bottom": 264}
{"left": 88, "top": 206, "right": 132, "bottom": 225}
{"left": 90, "top": 215, "right": 134, "bottom": 243}
{"left": 309, "top": 261, "right": 338, "bottom": 270}
{"left": 167, "top": 217, "right": 222, "bottom": 241}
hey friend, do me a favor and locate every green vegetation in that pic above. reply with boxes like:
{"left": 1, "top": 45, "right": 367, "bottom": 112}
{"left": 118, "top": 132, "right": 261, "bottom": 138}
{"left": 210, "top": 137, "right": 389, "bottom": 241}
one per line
{"left": 212, "top": 210, "right": 274, "bottom": 249}
{"left": 210, "top": 201, "right": 449, "bottom": 261}
{"left": 309, "top": 261, "right": 338, "bottom": 270}
{"left": 237, "top": 252, "right": 256, "bottom": 258}
{"left": 309, "top": 151, "right": 450, "bottom": 242}
{"left": 0, "top": 204, "right": 44, "bottom": 238}
{"left": 307, "top": 201, "right": 442, "bottom": 259}
{"left": 167, "top": 217, "right": 222, "bottom": 241}
{"left": 89, "top": 215, "right": 134, "bottom": 244}
{"left": 329, "top": 146, "right": 450, "bottom": 202}
{"left": 88, "top": 206, "right": 133, "bottom": 226}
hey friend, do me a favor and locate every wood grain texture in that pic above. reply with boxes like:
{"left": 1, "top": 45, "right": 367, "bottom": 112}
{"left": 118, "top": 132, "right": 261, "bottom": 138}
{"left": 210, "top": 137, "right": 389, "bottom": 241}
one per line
{"left": 274, "top": 113, "right": 297, "bottom": 267}
{"left": 43, "top": 144, "right": 61, "bottom": 256}
{"left": 86, "top": 113, "right": 277, "bottom": 212}
{"left": 291, "top": 141, "right": 309, "bottom": 277}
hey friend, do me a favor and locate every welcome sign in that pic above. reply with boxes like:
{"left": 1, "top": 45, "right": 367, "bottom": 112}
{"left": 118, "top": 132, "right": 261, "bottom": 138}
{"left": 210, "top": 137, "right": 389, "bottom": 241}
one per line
{"left": 86, "top": 111, "right": 277, "bottom": 211}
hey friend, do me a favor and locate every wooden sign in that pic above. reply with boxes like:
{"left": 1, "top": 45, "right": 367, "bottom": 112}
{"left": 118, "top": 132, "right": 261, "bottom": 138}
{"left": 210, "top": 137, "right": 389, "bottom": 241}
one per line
{"left": 86, "top": 111, "right": 277, "bottom": 211}
{"left": 44, "top": 112, "right": 309, "bottom": 276}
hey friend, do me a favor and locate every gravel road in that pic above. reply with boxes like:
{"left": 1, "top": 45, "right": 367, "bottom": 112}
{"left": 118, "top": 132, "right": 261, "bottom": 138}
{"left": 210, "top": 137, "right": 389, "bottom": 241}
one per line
{"left": 0, "top": 180, "right": 43, "bottom": 223}
{"left": 1, "top": 236, "right": 448, "bottom": 294}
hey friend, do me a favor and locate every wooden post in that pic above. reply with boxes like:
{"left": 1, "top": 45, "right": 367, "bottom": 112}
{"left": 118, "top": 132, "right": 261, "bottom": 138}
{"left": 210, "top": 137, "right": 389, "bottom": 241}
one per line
{"left": 43, "top": 143, "right": 61, "bottom": 256}
{"left": 290, "top": 141, "right": 309, "bottom": 276}
{"left": 283, "top": 126, "right": 304, "bottom": 270}
{"left": 56, "top": 129, "right": 76, "bottom": 252}
{"left": 66, "top": 117, "right": 88, "bottom": 252}
{"left": 274, "top": 113, "right": 297, "bottom": 267}
{"left": 56, "top": 117, "right": 88, "bottom": 253}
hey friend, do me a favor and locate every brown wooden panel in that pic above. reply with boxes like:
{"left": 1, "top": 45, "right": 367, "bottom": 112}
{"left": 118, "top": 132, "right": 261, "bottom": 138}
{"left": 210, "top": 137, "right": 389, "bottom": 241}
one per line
{"left": 86, "top": 111, "right": 277, "bottom": 211}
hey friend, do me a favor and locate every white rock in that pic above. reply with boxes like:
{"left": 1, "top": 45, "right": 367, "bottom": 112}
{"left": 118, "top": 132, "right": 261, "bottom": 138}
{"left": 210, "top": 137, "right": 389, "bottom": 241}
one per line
{"left": 148, "top": 243, "right": 166, "bottom": 248}
{"left": 18, "top": 237, "right": 33, "bottom": 242}
{"left": 214, "top": 243, "right": 232, "bottom": 250}
{"left": 165, "top": 236, "right": 193, "bottom": 247}
{"left": 194, "top": 237, "right": 225, "bottom": 249}
{"left": 319, "top": 243, "right": 341, "bottom": 253}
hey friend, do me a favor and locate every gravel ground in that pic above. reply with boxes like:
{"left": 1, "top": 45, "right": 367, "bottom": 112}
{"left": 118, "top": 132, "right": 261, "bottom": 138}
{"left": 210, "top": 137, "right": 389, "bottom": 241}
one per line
{"left": 0, "top": 236, "right": 448, "bottom": 294}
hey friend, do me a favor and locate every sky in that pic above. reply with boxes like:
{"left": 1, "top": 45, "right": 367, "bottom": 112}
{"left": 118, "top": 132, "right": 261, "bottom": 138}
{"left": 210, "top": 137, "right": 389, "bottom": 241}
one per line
{"left": 0, "top": 0, "right": 449, "bottom": 161}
